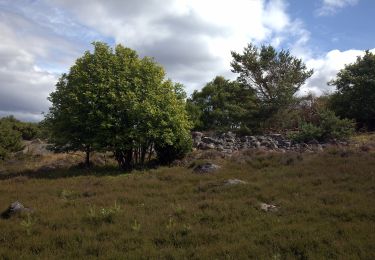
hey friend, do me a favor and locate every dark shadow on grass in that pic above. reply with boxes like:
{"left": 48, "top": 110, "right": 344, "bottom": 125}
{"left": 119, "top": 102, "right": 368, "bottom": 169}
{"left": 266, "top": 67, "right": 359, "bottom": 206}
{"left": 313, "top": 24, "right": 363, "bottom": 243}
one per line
{"left": 0, "top": 163, "right": 160, "bottom": 180}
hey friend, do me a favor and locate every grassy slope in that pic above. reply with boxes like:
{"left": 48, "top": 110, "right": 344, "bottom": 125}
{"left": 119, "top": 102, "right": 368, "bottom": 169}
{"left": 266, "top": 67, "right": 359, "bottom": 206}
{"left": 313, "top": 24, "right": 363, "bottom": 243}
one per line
{"left": 0, "top": 149, "right": 375, "bottom": 259}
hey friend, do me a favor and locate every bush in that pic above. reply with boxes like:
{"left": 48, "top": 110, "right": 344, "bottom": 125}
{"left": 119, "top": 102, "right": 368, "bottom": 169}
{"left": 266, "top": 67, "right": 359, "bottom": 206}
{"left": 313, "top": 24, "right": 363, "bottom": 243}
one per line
{"left": 291, "top": 110, "right": 354, "bottom": 142}
{"left": 319, "top": 110, "right": 354, "bottom": 140}
{"left": 0, "top": 120, "right": 23, "bottom": 159}
{"left": 155, "top": 136, "right": 192, "bottom": 165}
{"left": 291, "top": 122, "right": 322, "bottom": 143}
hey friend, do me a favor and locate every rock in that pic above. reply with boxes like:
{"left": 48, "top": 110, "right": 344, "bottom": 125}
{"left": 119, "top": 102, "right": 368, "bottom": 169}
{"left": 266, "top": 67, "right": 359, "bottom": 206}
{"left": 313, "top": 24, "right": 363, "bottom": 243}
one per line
{"left": 198, "top": 143, "right": 216, "bottom": 150}
{"left": 192, "top": 132, "right": 203, "bottom": 145}
{"left": 1, "top": 201, "right": 32, "bottom": 218}
{"left": 193, "top": 163, "right": 221, "bottom": 174}
{"left": 192, "top": 132, "right": 329, "bottom": 153}
{"left": 260, "top": 203, "right": 278, "bottom": 212}
{"left": 254, "top": 141, "right": 261, "bottom": 148}
{"left": 39, "top": 165, "right": 57, "bottom": 172}
{"left": 224, "top": 179, "right": 247, "bottom": 186}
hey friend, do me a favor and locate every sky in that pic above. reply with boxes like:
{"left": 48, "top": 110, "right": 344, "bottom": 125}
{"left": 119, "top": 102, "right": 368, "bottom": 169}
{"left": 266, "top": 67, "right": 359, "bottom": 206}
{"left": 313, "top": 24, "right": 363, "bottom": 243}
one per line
{"left": 0, "top": 0, "right": 374, "bottom": 121}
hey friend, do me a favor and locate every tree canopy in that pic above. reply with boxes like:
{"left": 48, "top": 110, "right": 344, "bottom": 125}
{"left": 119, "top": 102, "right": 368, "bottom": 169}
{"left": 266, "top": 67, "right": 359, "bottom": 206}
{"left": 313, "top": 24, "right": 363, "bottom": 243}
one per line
{"left": 45, "top": 42, "right": 191, "bottom": 168}
{"left": 329, "top": 50, "right": 375, "bottom": 130}
{"left": 187, "top": 76, "right": 258, "bottom": 133}
{"left": 231, "top": 44, "right": 313, "bottom": 113}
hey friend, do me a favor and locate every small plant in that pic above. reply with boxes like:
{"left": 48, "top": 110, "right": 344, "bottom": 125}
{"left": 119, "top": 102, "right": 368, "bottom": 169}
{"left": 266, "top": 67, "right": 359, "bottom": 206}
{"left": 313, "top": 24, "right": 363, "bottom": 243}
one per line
{"left": 20, "top": 213, "right": 34, "bottom": 236}
{"left": 180, "top": 224, "right": 191, "bottom": 236}
{"left": 173, "top": 204, "right": 186, "bottom": 218}
{"left": 86, "top": 201, "right": 121, "bottom": 224}
{"left": 60, "top": 189, "right": 79, "bottom": 201}
{"left": 166, "top": 217, "right": 175, "bottom": 230}
{"left": 131, "top": 219, "right": 141, "bottom": 232}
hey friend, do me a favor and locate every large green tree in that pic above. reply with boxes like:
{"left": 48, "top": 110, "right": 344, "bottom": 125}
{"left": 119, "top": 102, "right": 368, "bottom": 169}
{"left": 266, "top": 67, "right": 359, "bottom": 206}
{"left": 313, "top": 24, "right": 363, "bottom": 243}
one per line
{"left": 187, "top": 76, "right": 258, "bottom": 133}
{"left": 231, "top": 44, "right": 313, "bottom": 115}
{"left": 45, "top": 42, "right": 191, "bottom": 169}
{"left": 329, "top": 50, "right": 375, "bottom": 130}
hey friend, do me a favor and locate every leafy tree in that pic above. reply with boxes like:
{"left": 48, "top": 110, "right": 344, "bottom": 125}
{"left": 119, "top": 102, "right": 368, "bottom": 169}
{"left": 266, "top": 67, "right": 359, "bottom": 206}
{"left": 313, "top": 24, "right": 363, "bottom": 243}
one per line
{"left": 231, "top": 44, "right": 313, "bottom": 115}
{"left": 45, "top": 42, "right": 191, "bottom": 169}
{"left": 45, "top": 43, "right": 113, "bottom": 167}
{"left": 329, "top": 50, "right": 375, "bottom": 130}
{"left": 187, "top": 76, "right": 258, "bottom": 133}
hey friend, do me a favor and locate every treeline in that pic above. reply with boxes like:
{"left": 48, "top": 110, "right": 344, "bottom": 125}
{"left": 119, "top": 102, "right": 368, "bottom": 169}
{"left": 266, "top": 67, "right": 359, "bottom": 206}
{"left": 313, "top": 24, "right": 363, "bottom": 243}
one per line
{"left": 1, "top": 42, "right": 374, "bottom": 168}
{"left": 187, "top": 46, "right": 375, "bottom": 140}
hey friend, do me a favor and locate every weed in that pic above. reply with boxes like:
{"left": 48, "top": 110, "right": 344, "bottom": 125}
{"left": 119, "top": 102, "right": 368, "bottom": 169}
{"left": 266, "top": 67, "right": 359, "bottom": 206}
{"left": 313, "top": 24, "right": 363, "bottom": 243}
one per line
{"left": 20, "top": 213, "right": 34, "bottom": 236}
{"left": 166, "top": 217, "right": 175, "bottom": 230}
{"left": 86, "top": 201, "right": 121, "bottom": 224}
{"left": 131, "top": 219, "right": 141, "bottom": 232}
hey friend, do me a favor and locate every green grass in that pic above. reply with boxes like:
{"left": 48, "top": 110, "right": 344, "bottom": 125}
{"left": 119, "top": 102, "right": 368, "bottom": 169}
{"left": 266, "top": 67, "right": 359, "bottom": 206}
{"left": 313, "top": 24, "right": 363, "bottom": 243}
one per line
{"left": 0, "top": 149, "right": 375, "bottom": 259}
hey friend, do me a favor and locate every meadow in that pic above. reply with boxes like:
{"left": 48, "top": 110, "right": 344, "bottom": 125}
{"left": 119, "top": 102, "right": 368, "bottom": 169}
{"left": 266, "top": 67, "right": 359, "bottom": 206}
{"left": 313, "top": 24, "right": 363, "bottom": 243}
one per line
{"left": 0, "top": 145, "right": 375, "bottom": 259}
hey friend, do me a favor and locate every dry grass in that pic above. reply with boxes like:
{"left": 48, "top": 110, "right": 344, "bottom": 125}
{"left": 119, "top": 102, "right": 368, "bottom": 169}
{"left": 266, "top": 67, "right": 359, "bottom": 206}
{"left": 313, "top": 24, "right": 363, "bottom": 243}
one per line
{"left": 0, "top": 147, "right": 375, "bottom": 259}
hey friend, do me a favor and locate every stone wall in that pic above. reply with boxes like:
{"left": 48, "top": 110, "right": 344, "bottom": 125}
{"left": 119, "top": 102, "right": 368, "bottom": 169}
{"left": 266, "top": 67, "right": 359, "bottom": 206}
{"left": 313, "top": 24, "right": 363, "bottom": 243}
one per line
{"left": 192, "top": 131, "right": 335, "bottom": 154}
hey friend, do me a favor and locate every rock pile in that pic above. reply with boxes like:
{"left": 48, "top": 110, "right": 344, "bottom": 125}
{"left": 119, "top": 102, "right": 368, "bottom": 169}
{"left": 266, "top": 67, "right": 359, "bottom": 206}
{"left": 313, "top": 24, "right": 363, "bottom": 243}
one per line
{"left": 192, "top": 131, "right": 327, "bottom": 153}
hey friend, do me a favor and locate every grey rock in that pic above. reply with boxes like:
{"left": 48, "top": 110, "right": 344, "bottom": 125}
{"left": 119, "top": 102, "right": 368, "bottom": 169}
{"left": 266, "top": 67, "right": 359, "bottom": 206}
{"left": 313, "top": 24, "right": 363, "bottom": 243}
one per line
{"left": 1, "top": 201, "right": 32, "bottom": 218}
{"left": 193, "top": 163, "right": 221, "bottom": 174}
{"left": 198, "top": 142, "right": 216, "bottom": 150}
{"left": 224, "top": 179, "right": 247, "bottom": 186}
{"left": 260, "top": 203, "right": 278, "bottom": 212}
{"left": 254, "top": 141, "right": 261, "bottom": 148}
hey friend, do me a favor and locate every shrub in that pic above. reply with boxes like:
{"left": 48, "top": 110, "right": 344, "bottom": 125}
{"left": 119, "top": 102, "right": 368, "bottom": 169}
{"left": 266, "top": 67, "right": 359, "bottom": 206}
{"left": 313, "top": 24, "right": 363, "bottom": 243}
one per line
{"left": 155, "top": 136, "right": 192, "bottom": 165}
{"left": 291, "top": 122, "right": 322, "bottom": 143}
{"left": 291, "top": 110, "right": 354, "bottom": 142}
{"left": 0, "top": 120, "right": 23, "bottom": 159}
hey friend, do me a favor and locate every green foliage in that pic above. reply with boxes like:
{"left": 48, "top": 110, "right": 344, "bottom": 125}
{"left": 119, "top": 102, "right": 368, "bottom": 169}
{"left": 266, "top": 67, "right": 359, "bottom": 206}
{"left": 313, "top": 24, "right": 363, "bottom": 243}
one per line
{"left": 155, "top": 135, "right": 192, "bottom": 165}
{"left": 0, "top": 117, "right": 23, "bottom": 159}
{"left": 329, "top": 50, "right": 375, "bottom": 130}
{"left": 290, "top": 110, "right": 354, "bottom": 142}
{"left": 231, "top": 43, "right": 313, "bottom": 118}
{"left": 290, "top": 122, "right": 322, "bottom": 143}
{"left": 187, "top": 76, "right": 258, "bottom": 133}
{"left": 45, "top": 42, "right": 192, "bottom": 169}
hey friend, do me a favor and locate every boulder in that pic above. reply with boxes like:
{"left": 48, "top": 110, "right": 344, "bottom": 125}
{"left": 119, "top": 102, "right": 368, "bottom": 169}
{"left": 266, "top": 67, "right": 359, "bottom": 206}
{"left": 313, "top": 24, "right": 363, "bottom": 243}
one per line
{"left": 193, "top": 163, "right": 221, "bottom": 174}
{"left": 224, "top": 179, "right": 247, "bottom": 186}
{"left": 1, "top": 201, "right": 32, "bottom": 218}
{"left": 259, "top": 202, "right": 278, "bottom": 212}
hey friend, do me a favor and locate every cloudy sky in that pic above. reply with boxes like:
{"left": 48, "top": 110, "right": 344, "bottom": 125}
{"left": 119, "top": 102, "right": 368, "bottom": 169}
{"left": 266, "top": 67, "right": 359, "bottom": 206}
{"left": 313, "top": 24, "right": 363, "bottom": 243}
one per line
{"left": 0, "top": 0, "right": 374, "bottom": 121}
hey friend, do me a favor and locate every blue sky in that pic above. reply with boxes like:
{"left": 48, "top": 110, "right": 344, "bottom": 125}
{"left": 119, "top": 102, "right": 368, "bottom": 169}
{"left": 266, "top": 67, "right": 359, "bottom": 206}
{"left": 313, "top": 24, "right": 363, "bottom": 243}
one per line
{"left": 0, "top": 0, "right": 374, "bottom": 121}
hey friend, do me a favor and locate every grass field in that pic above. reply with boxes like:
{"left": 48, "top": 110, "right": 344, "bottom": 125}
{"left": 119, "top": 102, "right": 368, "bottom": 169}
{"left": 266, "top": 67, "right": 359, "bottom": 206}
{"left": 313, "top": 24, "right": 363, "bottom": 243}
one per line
{"left": 0, "top": 148, "right": 375, "bottom": 259}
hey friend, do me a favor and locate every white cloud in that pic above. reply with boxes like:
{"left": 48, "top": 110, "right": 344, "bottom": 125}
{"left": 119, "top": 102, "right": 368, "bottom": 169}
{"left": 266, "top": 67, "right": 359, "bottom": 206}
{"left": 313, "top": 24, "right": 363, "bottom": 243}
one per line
{"left": 50, "top": 0, "right": 311, "bottom": 93}
{"left": 0, "top": 43, "right": 57, "bottom": 121}
{"left": 2, "top": 0, "right": 370, "bottom": 122}
{"left": 299, "top": 48, "right": 375, "bottom": 96}
{"left": 317, "top": 0, "right": 359, "bottom": 16}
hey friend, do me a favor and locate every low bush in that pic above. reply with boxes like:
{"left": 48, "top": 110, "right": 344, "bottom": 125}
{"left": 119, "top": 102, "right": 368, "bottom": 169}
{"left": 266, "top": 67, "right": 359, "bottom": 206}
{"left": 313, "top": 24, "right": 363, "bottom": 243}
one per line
{"left": 290, "top": 110, "right": 354, "bottom": 142}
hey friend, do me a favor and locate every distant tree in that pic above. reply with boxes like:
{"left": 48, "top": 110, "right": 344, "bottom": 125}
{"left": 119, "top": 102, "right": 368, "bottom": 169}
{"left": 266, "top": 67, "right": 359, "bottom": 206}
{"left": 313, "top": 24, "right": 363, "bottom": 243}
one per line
{"left": 231, "top": 44, "right": 313, "bottom": 116}
{"left": 0, "top": 117, "right": 23, "bottom": 159}
{"left": 0, "top": 116, "right": 40, "bottom": 140}
{"left": 45, "top": 42, "right": 191, "bottom": 169}
{"left": 329, "top": 50, "right": 375, "bottom": 130}
{"left": 187, "top": 76, "right": 258, "bottom": 133}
